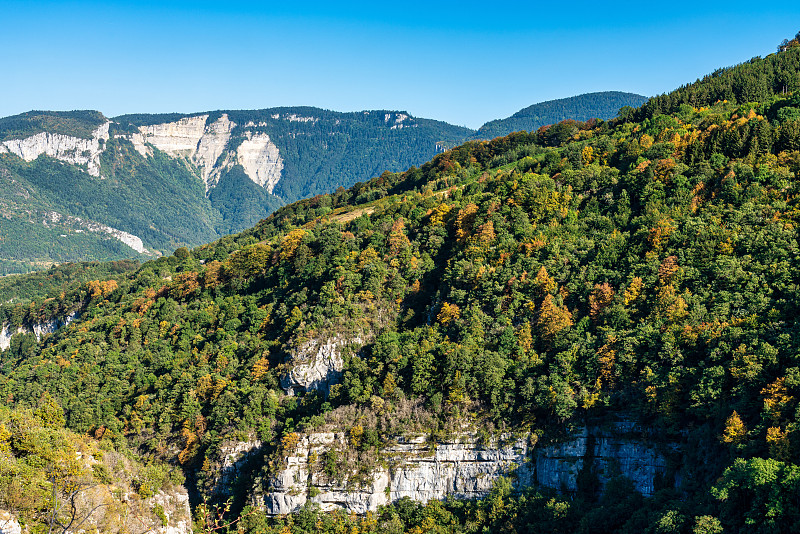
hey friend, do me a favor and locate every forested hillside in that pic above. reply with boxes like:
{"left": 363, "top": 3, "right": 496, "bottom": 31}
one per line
{"left": 0, "top": 97, "right": 646, "bottom": 275}
{"left": 116, "top": 108, "right": 473, "bottom": 206}
{"left": 0, "top": 110, "right": 107, "bottom": 141}
{"left": 4, "top": 43, "right": 800, "bottom": 533}
{"left": 0, "top": 108, "right": 473, "bottom": 275}
{"left": 474, "top": 91, "right": 648, "bottom": 139}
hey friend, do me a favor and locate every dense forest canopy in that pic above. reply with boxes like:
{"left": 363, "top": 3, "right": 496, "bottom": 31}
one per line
{"left": 5, "top": 37, "right": 800, "bottom": 534}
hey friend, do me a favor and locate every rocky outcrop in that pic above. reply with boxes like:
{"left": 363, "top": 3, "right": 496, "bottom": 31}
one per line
{"left": 281, "top": 337, "right": 358, "bottom": 396}
{"left": 195, "top": 115, "right": 236, "bottom": 186}
{"left": 42, "top": 210, "right": 152, "bottom": 255}
{"left": 150, "top": 489, "right": 193, "bottom": 534}
{"left": 254, "top": 432, "right": 532, "bottom": 516}
{"left": 137, "top": 114, "right": 239, "bottom": 188}
{"left": 0, "top": 511, "right": 21, "bottom": 534}
{"left": 0, "top": 121, "right": 110, "bottom": 177}
{"left": 215, "top": 438, "right": 263, "bottom": 496}
{"left": 138, "top": 115, "right": 209, "bottom": 159}
{"left": 0, "top": 311, "right": 79, "bottom": 351}
{"left": 128, "top": 132, "right": 151, "bottom": 157}
{"left": 536, "top": 422, "right": 667, "bottom": 496}
{"left": 235, "top": 132, "right": 283, "bottom": 193}
{"left": 249, "top": 420, "right": 672, "bottom": 517}
{"left": 133, "top": 114, "right": 284, "bottom": 191}
{"left": 285, "top": 114, "right": 318, "bottom": 123}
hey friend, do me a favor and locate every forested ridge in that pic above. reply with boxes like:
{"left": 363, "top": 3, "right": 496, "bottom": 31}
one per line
{"left": 0, "top": 110, "right": 106, "bottom": 141}
{"left": 0, "top": 107, "right": 472, "bottom": 275}
{"left": 4, "top": 42, "right": 800, "bottom": 533}
{"left": 0, "top": 99, "right": 646, "bottom": 275}
{"left": 475, "top": 92, "right": 648, "bottom": 140}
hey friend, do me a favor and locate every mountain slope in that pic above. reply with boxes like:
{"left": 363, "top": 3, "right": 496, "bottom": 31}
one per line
{"left": 0, "top": 98, "right": 650, "bottom": 275}
{"left": 3, "top": 43, "right": 800, "bottom": 532}
{"left": 0, "top": 107, "right": 473, "bottom": 274}
{"left": 475, "top": 91, "right": 648, "bottom": 139}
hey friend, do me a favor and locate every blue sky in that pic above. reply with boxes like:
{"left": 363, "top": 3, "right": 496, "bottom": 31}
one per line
{"left": 2, "top": 1, "right": 800, "bottom": 129}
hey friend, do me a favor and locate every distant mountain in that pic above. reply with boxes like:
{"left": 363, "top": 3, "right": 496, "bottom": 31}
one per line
{"left": 0, "top": 94, "right": 647, "bottom": 275}
{"left": 0, "top": 108, "right": 472, "bottom": 274}
{"left": 4, "top": 43, "right": 800, "bottom": 533}
{"left": 474, "top": 91, "right": 648, "bottom": 139}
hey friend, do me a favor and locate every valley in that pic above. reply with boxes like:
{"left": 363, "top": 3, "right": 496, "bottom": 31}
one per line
{"left": 1, "top": 40, "right": 800, "bottom": 532}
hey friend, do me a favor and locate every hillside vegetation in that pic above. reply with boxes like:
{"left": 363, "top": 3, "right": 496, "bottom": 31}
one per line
{"left": 0, "top": 97, "right": 644, "bottom": 275}
{"left": 0, "top": 110, "right": 107, "bottom": 141}
{"left": 0, "top": 108, "right": 472, "bottom": 275}
{"left": 5, "top": 43, "right": 800, "bottom": 532}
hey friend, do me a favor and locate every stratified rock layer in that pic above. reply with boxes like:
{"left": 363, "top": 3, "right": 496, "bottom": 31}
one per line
{"left": 0, "top": 122, "right": 110, "bottom": 176}
{"left": 254, "top": 433, "right": 533, "bottom": 516}
{"left": 247, "top": 422, "right": 669, "bottom": 516}
{"left": 536, "top": 422, "right": 667, "bottom": 496}
{"left": 133, "top": 114, "right": 283, "bottom": 190}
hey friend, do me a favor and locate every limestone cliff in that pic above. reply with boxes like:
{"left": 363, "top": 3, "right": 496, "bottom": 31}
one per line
{"left": 215, "top": 438, "right": 264, "bottom": 497}
{"left": 131, "top": 114, "right": 284, "bottom": 191}
{"left": 535, "top": 422, "right": 668, "bottom": 496}
{"left": 0, "top": 121, "right": 110, "bottom": 177}
{"left": 195, "top": 115, "right": 236, "bottom": 186}
{"left": 280, "top": 337, "right": 356, "bottom": 396}
{"left": 236, "top": 132, "right": 283, "bottom": 193}
{"left": 138, "top": 115, "right": 209, "bottom": 158}
{"left": 236, "top": 420, "right": 670, "bottom": 517}
{"left": 253, "top": 432, "right": 533, "bottom": 516}
{"left": 0, "top": 311, "right": 79, "bottom": 351}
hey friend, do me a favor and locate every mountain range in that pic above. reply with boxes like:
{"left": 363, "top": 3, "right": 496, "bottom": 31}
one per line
{"left": 1, "top": 39, "right": 800, "bottom": 533}
{"left": 0, "top": 92, "right": 645, "bottom": 274}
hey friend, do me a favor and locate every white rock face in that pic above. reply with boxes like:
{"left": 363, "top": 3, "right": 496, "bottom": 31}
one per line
{"left": 129, "top": 132, "right": 152, "bottom": 157}
{"left": 215, "top": 438, "right": 263, "bottom": 495}
{"left": 43, "top": 210, "right": 151, "bottom": 255}
{"left": 0, "top": 311, "right": 80, "bottom": 351}
{"left": 256, "top": 433, "right": 533, "bottom": 516}
{"left": 150, "top": 489, "right": 193, "bottom": 534}
{"left": 0, "top": 122, "right": 110, "bottom": 177}
{"left": 0, "top": 324, "right": 22, "bottom": 351}
{"left": 286, "top": 114, "right": 317, "bottom": 123}
{"left": 134, "top": 114, "right": 284, "bottom": 191}
{"left": 281, "top": 337, "right": 356, "bottom": 396}
{"left": 139, "top": 115, "right": 209, "bottom": 158}
{"left": 236, "top": 132, "right": 284, "bottom": 193}
{"left": 252, "top": 421, "right": 672, "bottom": 517}
{"left": 536, "top": 422, "right": 667, "bottom": 496}
{"left": 0, "top": 510, "right": 21, "bottom": 534}
{"left": 32, "top": 310, "right": 80, "bottom": 340}
{"left": 195, "top": 115, "right": 236, "bottom": 186}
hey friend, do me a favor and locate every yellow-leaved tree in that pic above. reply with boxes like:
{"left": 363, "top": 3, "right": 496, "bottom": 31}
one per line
{"left": 721, "top": 411, "right": 747, "bottom": 444}
{"left": 538, "top": 294, "right": 573, "bottom": 340}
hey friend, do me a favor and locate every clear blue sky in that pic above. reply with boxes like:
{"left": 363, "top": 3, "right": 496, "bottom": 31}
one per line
{"left": 2, "top": 1, "right": 800, "bottom": 129}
